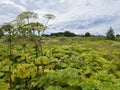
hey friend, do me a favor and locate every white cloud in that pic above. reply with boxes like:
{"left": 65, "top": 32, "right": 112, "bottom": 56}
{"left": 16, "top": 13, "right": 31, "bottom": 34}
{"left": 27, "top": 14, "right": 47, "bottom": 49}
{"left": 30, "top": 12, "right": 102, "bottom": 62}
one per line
{"left": 0, "top": 0, "right": 27, "bottom": 23}
{"left": 0, "top": 0, "right": 120, "bottom": 34}
{"left": 0, "top": 0, "right": 26, "bottom": 11}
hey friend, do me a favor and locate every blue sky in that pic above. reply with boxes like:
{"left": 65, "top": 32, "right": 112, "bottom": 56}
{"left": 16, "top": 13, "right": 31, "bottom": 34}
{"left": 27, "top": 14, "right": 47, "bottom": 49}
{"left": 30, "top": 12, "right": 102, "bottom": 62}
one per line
{"left": 0, "top": 0, "right": 120, "bottom": 35}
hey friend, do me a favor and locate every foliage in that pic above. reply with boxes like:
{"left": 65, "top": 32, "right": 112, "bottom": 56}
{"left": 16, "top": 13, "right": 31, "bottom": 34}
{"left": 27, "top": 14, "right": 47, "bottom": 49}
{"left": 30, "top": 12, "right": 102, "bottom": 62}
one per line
{"left": 0, "top": 26, "right": 4, "bottom": 38}
{"left": 50, "top": 31, "right": 76, "bottom": 37}
{"left": 106, "top": 27, "right": 115, "bottom": 40}
{"left": 0, "top": 36, "right": 120, "bottom": 89}
{"left": 0, "top": 11, "right": 120, "bottom": 90}
{"left": 85, "top": 32, "right": 91, "bottom": 37}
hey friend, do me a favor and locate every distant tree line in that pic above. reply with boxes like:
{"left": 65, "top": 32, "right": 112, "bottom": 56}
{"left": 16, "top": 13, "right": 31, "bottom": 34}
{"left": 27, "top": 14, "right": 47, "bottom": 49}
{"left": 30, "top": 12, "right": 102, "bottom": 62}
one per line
{"left": 46, "top": 27, "right": 119, "bottom": 40}
{"left": 50, "top": 31, "right": 76, "bottom": 37}
{"left": 0, "top": 26, "right": 120, "bottom": 40}
{"left": 43, "top": 31, "right": 92, "bottom": 37}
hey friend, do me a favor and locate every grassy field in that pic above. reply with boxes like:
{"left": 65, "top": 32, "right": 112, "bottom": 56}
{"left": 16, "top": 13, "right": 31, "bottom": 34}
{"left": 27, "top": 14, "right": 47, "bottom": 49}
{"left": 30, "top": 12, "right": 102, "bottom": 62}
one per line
{"left": 0, "top": 36, "right": 120, "bottom": 90}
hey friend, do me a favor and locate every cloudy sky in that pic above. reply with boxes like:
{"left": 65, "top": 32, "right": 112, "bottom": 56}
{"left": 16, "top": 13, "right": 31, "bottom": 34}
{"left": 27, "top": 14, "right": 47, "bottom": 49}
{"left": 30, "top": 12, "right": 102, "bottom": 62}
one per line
{"left": 0, "top": 0, "right": 120, "bottom": 35}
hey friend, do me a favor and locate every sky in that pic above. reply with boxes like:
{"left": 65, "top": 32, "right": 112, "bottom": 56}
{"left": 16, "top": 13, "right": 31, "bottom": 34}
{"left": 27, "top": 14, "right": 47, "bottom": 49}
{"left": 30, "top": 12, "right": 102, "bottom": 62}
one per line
{"left": 0, "top": 0, "right": 120, "bottom": 35}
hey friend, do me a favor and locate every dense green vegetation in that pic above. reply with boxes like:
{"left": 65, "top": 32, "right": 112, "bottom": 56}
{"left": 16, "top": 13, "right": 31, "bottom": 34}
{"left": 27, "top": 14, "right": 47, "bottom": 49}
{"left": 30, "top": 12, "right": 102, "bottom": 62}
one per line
{"left": 0, "top": 36, "right": 120, "bottom": 90}
{"left": 0, "top": 11, "right": 120, "bottom": 90}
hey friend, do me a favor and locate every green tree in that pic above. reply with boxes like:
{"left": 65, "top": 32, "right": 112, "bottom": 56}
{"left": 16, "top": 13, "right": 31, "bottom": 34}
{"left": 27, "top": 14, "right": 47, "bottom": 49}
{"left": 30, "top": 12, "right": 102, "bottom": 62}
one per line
{"left": 106, "top": 27, "right": 115, "bottom": 40}
{"left": 116, "top": 34, "right": 120, "bottom": 37}
{"left": 85, "top": 32, "right": 91, "bottom": 37}
{"left": 0, "top": 26, "right": 4, "bottom": 37}
{"left": 64, "top": 31, "right": 76, "bottom": 37}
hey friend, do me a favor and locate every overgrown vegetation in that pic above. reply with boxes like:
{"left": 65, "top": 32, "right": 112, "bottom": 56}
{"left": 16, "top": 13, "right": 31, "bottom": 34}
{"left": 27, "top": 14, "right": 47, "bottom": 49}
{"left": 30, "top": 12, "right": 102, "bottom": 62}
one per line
{"left": 0, "top": 35, "right": 120, "bottom": 90}
{"left": 0, "top": 11, "right": 120, "bottom": 90}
